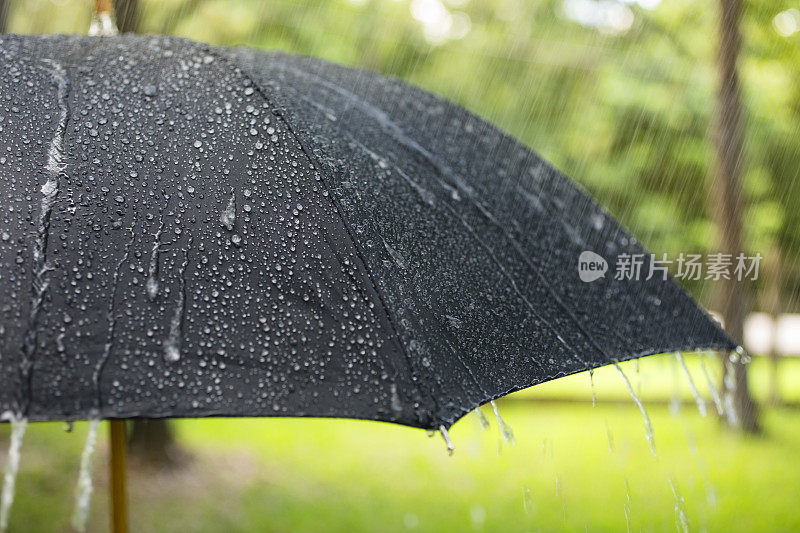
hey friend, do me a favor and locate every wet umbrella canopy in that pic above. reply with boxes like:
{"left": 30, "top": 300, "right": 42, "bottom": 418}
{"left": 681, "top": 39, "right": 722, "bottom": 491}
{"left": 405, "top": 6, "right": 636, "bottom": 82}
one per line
{"left": 0, "top": 34, "right": 734, "bottom": 431}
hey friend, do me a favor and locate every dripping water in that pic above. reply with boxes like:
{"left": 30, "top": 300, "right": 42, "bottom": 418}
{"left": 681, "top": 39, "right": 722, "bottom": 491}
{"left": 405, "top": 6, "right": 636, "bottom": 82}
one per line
{"left": 670, "top": 354, "right": 681, "bottom": 415}
{"left": 164, "top": 246, "right": 190, "bottom": 362}
{"left": 489, "top": 400, "right": 515, "bottom": 445}
{"left": 0, "top": 414, "right": 27, "bottom": 533}
{"left": 589, "top": 368, "right": 596, "bottom": 407}
{"left": 675, "top": 352, "right": 707, "bottom": 417}
{"left": 93, "top": 218, "right": 136, "bottom": 409}
{"left": 604, "top": 419, "right": 614, "bottom": 453}
{"left": 623, "top": 479, "right": 632, "bottom": 533}
{"left": 220, "top": 193, "right": 236, "bottom": 231}
{"left": 699, "top": 352, "right": 724, "bottom": 415}
{"left": 614, "top": 363, "right": 656, "bottom": 457}
{"left": 667, "top": 477, "right": 689, "bottom": 533}
{"left": 39, "top": 59, "right": 69, "bottom": 260}
{"left": 522, "top": 487, "right": 534, "bottom": 515}
{"left": 71, "top": 418, "right": 100, "bottom": 532}
{"left": 473, "top": 407, "right": 490, "bottom": 430}
{"left": 438, "top": 425, "right": 454, "bottom": 456}
{"left": 146, "top": 217, "right": 165, "bottom": 300}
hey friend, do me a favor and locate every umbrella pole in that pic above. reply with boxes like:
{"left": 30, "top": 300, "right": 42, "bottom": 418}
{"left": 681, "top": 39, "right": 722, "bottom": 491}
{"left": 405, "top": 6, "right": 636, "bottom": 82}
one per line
{"left": 94, "top": 0, "right": 113, "bottom": 15}
{"left": 109, "top": 420, "right": 128, "bottom": 533}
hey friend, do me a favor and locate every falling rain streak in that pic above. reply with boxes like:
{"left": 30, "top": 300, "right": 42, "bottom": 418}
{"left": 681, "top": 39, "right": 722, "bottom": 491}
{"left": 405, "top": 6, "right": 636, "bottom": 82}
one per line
{"left": 490, "top": 401, "right": 515, "bottom": 445}
{"left": 675, "top": 352, "right": 707, "bottom": 417}
{"left": 473, "top": 407, "right": 490, "bottom": 430}
{"left": 614, "top": 363, "right": 656, "bottom": 457}
{"left": 71, "top": 419, "right": 100, "bottom": 532}
{"left": 668, "top": 477, "right": 690, "bottom": 533}
{"left": 0, "top": 415, "right": 26, "bottom": 533}
{"left": 438, "top": 425, "right": 454, "bottom": 456}
{"left": 700, "top": 352, "right": 725, "bottom": 416}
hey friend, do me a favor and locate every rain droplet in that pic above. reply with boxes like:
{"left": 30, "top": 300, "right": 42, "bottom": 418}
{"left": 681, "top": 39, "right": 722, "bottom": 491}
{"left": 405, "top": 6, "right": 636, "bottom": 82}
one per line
{"left": 438, "top": 425, "right": 454, "bottom": 456}
{"left": 220, "top": 193, "right": 236, "bottom": 231}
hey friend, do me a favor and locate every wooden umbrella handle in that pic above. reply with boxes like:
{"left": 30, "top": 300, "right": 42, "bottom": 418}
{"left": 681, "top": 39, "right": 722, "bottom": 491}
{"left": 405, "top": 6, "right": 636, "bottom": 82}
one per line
{"left": 94, "top": 0, "right": 113, "bottom": 15}
{"left": 109, "top": 420, "right": 128, "bottom": 533}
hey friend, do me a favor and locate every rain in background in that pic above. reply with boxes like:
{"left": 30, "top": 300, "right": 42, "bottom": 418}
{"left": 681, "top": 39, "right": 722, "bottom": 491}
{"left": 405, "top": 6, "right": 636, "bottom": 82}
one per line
{"left": 0, "top": 0, "right": 799, "bottom": 532}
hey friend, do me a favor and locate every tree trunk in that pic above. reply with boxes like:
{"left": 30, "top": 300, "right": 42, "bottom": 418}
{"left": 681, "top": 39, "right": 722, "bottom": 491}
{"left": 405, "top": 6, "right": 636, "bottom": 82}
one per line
{"left": 128, "top": 420, "right": 186, "bottom": 468}
{"left": 115, "top": 0, "right": 140, "bottom": 34}
{"left": 0, "top": 0, "right": 10, "bottom": 33}
{"left": 711, "top": 0, "right": 758, "bottom": 433}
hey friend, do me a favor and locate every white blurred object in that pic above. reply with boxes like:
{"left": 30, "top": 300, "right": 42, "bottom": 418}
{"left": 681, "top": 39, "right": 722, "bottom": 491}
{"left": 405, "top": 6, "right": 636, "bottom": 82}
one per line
{"left": 88, "top": 11, "right": 118, "bottom": 36}
{"left": 774, "top": 9, "right": 800, "bottom": 37}
{"left": 744, "top": 313, "right": 800, "bottom": 356}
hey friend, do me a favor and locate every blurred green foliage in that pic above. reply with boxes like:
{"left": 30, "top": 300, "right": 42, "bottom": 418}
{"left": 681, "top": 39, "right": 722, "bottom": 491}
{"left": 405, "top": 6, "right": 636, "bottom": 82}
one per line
{"left": 7, "top": 0, "right": 800, "bottom": 309}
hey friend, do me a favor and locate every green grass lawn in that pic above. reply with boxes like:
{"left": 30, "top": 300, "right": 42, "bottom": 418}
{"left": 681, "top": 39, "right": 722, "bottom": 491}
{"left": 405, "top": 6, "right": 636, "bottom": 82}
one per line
{"left": 1, "top": 355, "right": 799, "bottom": 532}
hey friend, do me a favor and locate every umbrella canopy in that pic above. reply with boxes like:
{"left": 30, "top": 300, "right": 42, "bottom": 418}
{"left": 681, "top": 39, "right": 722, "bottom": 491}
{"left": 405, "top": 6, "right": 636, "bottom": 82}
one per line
{"left": 0, "top": 34, "right": 733, "bottom": 430}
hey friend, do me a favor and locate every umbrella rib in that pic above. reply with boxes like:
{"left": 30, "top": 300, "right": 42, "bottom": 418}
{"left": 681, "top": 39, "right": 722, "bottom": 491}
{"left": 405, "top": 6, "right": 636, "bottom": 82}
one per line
{"left": 440, "top": 203, "right": 579, "bottom": 366}
{"left": 211, "top": 48, "right": 440, "bottom": 425}
{"left": 240, "top": 57, "right": 616, "bottom": 411}
{"left": 275, "top": 64, "right": 606, "bottom": 365}
{"left": 258, "top": 86, "right": 566, "bottom": 408}
{"left": 266, "top": 64, "right": 609, "bottom": 364}
{"left": 252, "top": 72, "right": 560, "bottom": 374}
{"left": 335, "top": 133, "right": 553, "bottom": 390}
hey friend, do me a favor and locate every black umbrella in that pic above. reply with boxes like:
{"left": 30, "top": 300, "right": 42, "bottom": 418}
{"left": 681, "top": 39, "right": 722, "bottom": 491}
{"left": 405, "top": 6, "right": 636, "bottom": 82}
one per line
{"left": 0, "top": 33, "right": 733, "bottom": 530}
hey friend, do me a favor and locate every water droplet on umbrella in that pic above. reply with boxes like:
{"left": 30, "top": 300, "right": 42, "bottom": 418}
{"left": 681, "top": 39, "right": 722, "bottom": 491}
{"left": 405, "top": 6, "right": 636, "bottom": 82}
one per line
{"left": 220, "top": 193, "right": 236, "bottom": 231}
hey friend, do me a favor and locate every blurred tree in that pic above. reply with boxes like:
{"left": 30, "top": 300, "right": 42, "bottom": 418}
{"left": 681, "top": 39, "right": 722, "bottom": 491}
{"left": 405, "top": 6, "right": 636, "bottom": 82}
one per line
{"left": 711, "top": 0, "right": 758, "bottom": 432}
{"left": 0, "top": 0, "right": 9, "bottom": 33}
{"left": 115, "top": 0, "right": 139, "bottom": 33}
{"left": 128, "top": 419, "right": 187, "bottom": 467}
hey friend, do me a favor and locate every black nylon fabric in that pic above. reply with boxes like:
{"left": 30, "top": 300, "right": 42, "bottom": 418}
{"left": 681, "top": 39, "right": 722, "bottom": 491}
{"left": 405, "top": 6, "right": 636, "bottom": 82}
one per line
{"left": 0, "top": 34, "right": 733, "bottom": 429}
